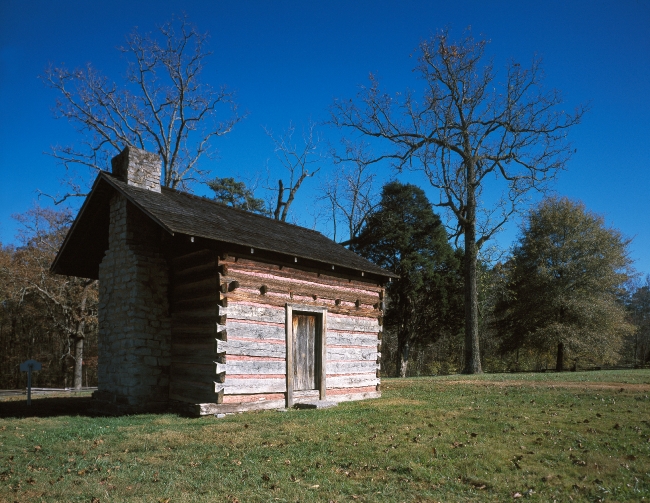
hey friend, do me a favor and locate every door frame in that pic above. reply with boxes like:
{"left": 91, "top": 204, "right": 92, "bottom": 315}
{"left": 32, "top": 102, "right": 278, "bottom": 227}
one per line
{"left": 285, "top": 303, "right": 327, "bottom": 408}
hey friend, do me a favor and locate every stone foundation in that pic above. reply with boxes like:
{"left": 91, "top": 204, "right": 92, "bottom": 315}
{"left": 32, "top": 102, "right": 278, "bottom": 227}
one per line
{"left": 96, "top": 194, "right": 171, "bottom": 413}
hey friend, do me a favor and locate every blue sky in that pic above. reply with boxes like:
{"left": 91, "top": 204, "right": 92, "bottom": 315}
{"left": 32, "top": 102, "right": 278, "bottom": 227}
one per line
{"left": 1, "top": 0, "right": 649, "bottom": 275}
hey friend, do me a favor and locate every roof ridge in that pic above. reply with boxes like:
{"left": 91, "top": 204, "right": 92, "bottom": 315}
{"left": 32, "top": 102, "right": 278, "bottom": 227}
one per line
{"left": 160, "top": 185, "right": 329, "bottom": 237}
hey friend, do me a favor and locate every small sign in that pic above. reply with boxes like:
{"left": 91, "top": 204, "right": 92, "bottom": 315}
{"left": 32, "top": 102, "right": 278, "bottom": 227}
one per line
{"left": 20, "top": 359, "right": 41, "bottom": 406}
{"left": 20, "top": 360, "right": 42, "bottom": 372}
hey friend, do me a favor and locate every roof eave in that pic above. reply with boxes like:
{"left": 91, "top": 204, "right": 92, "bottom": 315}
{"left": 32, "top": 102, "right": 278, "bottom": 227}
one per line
{"left": 50, "top": 173, "right": 105, "bottom": 275}
{"left": 173, "top": 231, "right": 398, "bottom": 281}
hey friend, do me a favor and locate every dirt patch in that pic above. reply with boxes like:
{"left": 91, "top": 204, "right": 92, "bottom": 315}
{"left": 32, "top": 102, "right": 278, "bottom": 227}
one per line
{"left": 440, "top": 380, "right": 650, "bottom": 392}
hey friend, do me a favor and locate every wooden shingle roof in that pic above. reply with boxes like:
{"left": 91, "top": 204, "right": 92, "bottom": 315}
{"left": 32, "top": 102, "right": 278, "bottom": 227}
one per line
{"left": 52, "top": 172, "right": 396, "bottom": 281}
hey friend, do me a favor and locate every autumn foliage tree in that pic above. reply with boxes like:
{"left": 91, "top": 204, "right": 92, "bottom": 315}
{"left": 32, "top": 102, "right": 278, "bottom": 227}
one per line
{"left": 0, "top": 207, "right": 98, "bottom": 389}
{"left": 331, "top": 30, "right": 586, "bottom": 373}
{"left": 494, "top": 197, "right": 634, "bottom": 370}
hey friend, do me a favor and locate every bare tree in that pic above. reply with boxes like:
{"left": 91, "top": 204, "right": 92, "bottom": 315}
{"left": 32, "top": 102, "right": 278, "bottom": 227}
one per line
{"left": 265, "top": 121, "right": 322, "bottom": 221}
{"left": 42, "top": 15, "right": 241, "bottom": 198}
{"left": 322, "top": 140, "right": 379, "bottom": 244}
{"left": 331, "top": 29, "right": 586, "bottom": 373}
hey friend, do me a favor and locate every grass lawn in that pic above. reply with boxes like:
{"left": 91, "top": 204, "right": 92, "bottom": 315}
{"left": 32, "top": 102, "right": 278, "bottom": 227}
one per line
{"left": 1, "top": 370, "right": 649, "bottom": 502}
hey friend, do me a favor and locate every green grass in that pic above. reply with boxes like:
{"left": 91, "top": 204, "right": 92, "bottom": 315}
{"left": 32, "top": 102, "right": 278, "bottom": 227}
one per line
{"left": 1, "top": 370, "right": 649, "bottom": 502}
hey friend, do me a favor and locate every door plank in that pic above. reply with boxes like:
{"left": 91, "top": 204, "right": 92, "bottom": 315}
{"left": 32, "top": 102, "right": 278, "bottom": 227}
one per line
{"left": 293, "top": 314, "right": 317, "bottom": 391}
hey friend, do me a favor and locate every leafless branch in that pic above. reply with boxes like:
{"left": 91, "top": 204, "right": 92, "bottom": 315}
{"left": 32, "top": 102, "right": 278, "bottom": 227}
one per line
{"left": 264, "top": 121, "right": 322, "bottom": 221}
{"left": 322, "top": 139, "right": 379, "bottom": 244}
{"left": 41, "top": 14, "right": 242, "bottom": 195}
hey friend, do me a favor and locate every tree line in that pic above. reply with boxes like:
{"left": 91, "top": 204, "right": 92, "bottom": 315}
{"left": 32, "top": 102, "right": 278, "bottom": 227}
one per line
{"left": 2, "top": 18, "right": 647, "bottom": 388}
{"left": 363, "top": 191, "right": 646, "bottom": 377}
{"left": 2, "top": 187, "right": 647, "bottom": 388}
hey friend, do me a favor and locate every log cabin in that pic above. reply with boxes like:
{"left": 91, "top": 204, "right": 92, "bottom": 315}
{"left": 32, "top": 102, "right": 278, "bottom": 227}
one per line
{"left": 52, "top": 146, "right": 396, "bottom": 415}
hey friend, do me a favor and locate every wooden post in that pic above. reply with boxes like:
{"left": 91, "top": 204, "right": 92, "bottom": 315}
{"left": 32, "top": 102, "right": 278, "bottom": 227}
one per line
{"left": 320, "top": 310, "right": 327, "bottom": 400}
{"left": 285, "top": 304, "right": 293, "bottom": 408}
{"left": 20, "top": 360, "right": 41, "bottom": 406}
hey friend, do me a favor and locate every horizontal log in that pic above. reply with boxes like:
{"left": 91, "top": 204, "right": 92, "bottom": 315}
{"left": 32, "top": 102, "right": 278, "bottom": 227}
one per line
{"left": 172, "top": 295, "right": 219, "bottom": 314}
{"left": 216, "top": 339, "right": 287, "bottom": 358}
{"left": 327, "top": 374, "right": 379, "bottom": 389}
{"left": 327, "top": 361, "right": 380, "bottom": 374}
{"left": 194, "top": 399, "right": 286, "bottom": 415}
{"left": 222, "top": 257, "right": 383, "bottom": 291}
{"left": 327, "top": 332, "right": 378, "bottom": 347}
{"left": 224, "top": 292, "right": 378, "bottom": 318}
{"left": 171, "top": 249, "right": 216, "bottom": 272}
{"left": 169, "top": 378, "right": 221, "bottom": 404}
{"left": 173, "top": 289, "right": 219, "bottom": 306}
{"left": 171, "top": 354, "right": 216, "bottom": 365}
{"left": 171, "top": 322, "right": 227, "bottom": 340}
{"left": 173, "top": 267, "right": 218, "bottom": 287}
{"left": 171, "top": 332, "right": 218, "bottom": 346}
{"left": 172, "top": 277, "right": 219, "bottom": 302}
{"left": 226, "top": 320, "right": 285, "bottom": 341}
{"left": 173, "top": 259, "right": 218, "bottom": 282}
{"left": 216, "top": 378, "right": 287, "bottom": 394}
{"left": 326, "top": 391, "right": 381, "bottom": 403}
{"left": 222, "top": 274, "right": 379, "bottom": 307}
{"left": 222, "top": 392, "right": 286, "bottom": 404}
{"left": 172, "top": 308, "right": 220, "bottom": 323}
{"left": 170, "top": 363, "right": 215, "bottom": 380}
{"left": 170, "top": 388, "right": 224, "bottom": 406}
{"left": 170, "top": 362, "right": 227, "bottom": 380}
{"left": 172, "top": 341, "right": 215, "bottom": 358}
{"left": 171, "top": 322, "right": 217, "bottom": 337}
{"left": 170, "top": 392, "right": 209, "bottom": 405}
{"left": 223, "top": 303, "right": 285, "bottom": 324}
{"left": 328, "top": 315, "right": 380, "bottom": 333}
{"left": 327, "top": 347, "right": 378, "bottom": 361}
{"left": 172, "top": 360, "right": 379, "bottom": 378}
{"left": 217, "top": 360, "right": 286, "bottom": 375}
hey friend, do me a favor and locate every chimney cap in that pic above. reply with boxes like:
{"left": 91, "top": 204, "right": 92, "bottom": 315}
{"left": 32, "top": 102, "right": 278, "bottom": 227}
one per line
{"left": 111, "top": 146, "right": 162, "bottom": 193}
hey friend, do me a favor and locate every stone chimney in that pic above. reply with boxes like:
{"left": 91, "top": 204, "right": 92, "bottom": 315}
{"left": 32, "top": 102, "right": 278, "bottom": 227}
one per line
{"left": 111, "top": 146, "right": 162, "bottom": 193}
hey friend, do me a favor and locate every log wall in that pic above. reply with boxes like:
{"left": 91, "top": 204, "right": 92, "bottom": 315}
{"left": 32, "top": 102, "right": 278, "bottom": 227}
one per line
{"left": 169, "top": 249, "right": 223, "bottom": 405}
{"left": 170, "top": 251, "right": 383, "bottom": 415}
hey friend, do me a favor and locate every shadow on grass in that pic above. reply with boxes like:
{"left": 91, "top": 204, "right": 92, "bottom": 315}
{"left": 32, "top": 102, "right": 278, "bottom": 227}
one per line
{"left": 0, "top": 395, "right": 192, "bottom": 419}
{"left": 0, "top": 395, "right": 99, "bottom": 419}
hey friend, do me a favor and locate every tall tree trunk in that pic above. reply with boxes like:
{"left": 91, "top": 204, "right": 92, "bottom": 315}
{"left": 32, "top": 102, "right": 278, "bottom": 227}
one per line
{"left": 73, "top": 336, "right": 83, "bottom": 389}
{"left": 462, "top": 170, "right": 482, "bottom": 374}
{"left": 72, "top": 280, "right": 94, "bottom": 389}
{"left": 396, "top": 334, "right": 410, "bottom": 378}
{"left": 556, "top": 342, "right": 564, "bottom": 372}
{"left": 399, "top": 339, "right": 410, "bottom": 378}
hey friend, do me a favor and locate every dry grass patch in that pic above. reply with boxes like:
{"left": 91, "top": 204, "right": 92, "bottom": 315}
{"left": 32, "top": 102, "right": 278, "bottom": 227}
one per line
{"left": 441, "top": 378, "right": 650, "bottom": 392}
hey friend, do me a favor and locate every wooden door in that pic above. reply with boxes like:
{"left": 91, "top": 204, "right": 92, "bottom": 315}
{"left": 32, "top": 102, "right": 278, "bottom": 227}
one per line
{"left": 292, "top": 313, "right": 318, "bottom": 391}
